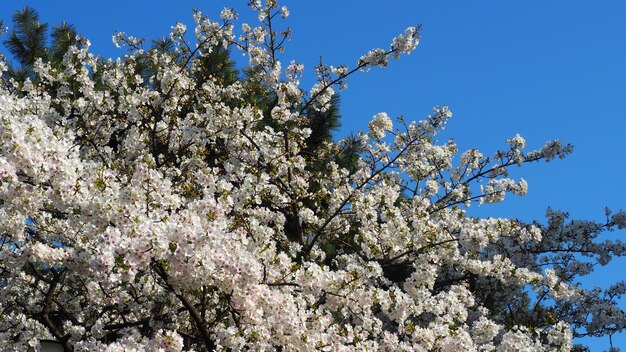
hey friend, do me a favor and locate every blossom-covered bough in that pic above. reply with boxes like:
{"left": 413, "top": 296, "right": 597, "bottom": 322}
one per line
{"left": 0, "top": 1, "right": 625, "bottom": 351}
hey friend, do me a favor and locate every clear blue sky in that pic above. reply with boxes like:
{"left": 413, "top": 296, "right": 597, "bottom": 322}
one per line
{"left": 1, "top": 1, "right": 624, "bottom": 350}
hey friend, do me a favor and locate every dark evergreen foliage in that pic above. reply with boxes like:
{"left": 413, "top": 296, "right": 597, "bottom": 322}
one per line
{"left": 3, "top": 6, "right": 79, "bottom": 81}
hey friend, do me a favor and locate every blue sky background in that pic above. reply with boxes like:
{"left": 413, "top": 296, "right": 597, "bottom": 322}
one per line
{"left": 1, "top": 1, "right": 625, "bottom": 350}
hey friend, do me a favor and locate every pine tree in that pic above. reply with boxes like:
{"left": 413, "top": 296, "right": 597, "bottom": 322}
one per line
{"left": 3, "top": 6, "right": 79, "bottom": 81}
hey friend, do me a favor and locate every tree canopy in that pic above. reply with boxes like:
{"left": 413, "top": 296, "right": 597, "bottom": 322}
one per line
{"left": 0, "top": 2, "right": 624, "bottom": 351}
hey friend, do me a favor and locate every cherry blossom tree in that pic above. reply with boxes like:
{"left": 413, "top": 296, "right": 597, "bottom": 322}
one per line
{"left": 1, "top": 1, "right": 625, "bottom": 351}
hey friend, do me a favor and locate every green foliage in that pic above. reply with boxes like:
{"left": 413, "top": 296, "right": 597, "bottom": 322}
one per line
{"left": 49, "top": 21, "right": 78, "bottom": 64}
{"left": 303, "top": 94, "right": 342, "bottom": 154}
{"left": 3, "top": 6, "right": 79, "bottom": 81}
{"left": 193, "top": 45, "right": 238, "bottom": 87}
{"left": 4, "top": 6, "right": 48, "bottom": 67}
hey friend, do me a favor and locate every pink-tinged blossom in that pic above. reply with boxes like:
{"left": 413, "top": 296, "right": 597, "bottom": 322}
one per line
{"left": 368, "top": 112, "right": 393, "bottom": 139}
